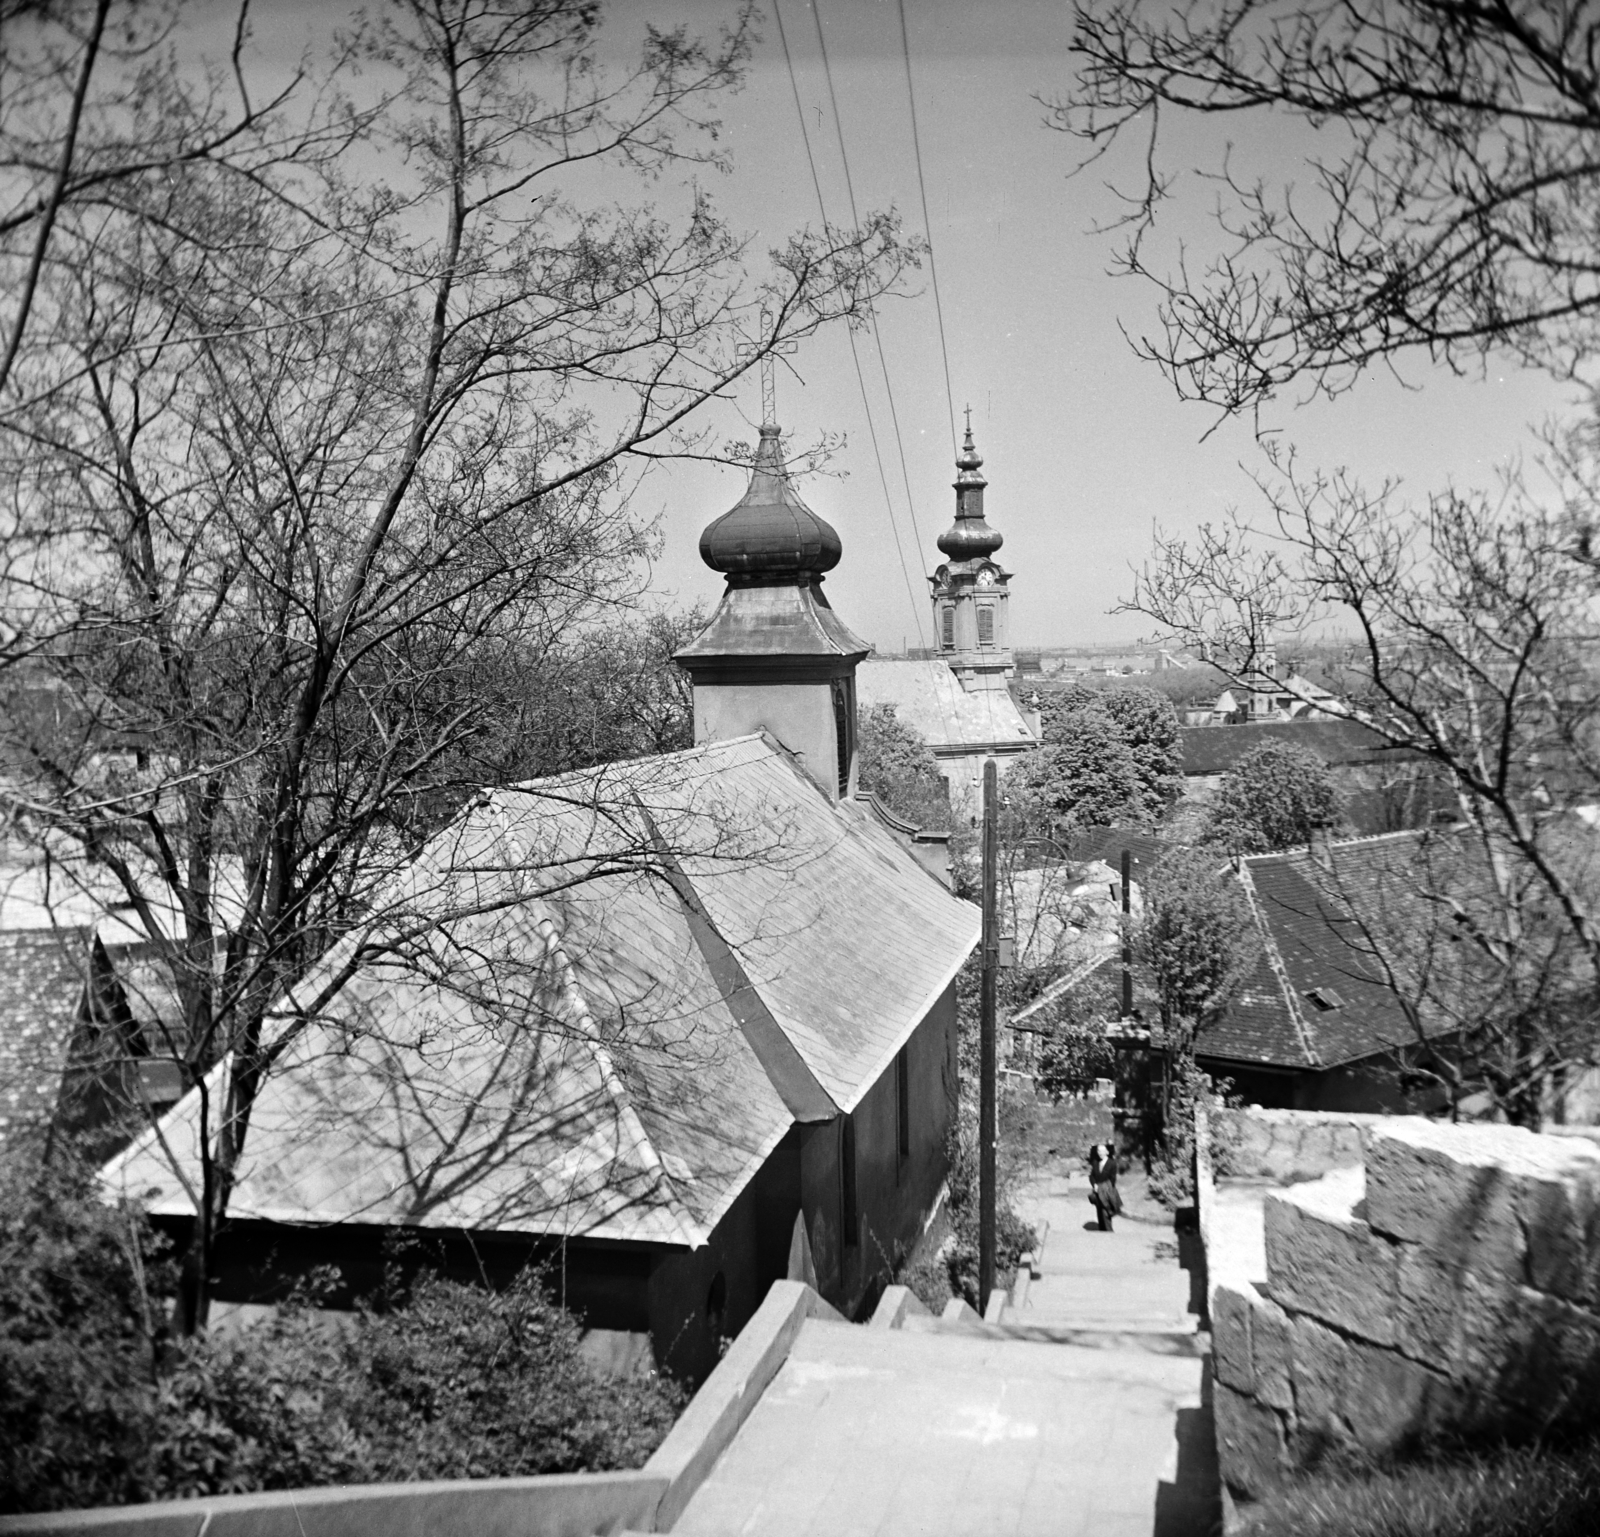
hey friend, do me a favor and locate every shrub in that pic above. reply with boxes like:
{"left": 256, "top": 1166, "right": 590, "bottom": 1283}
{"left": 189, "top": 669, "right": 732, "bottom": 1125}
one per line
{"left": 0, "top": 1149, "right": 171, "bottom": 1513}
{"left": 1, "top": 1153, "right": 683, "bottom": 1514}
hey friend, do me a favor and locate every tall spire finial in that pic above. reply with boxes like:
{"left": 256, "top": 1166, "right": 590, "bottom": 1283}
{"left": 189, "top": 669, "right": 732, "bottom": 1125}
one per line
{"left": 738, "top": 310, "right": 798, "bottom": 430}
{"left": 963, "top": 402, "right": 972, "bottom": 436}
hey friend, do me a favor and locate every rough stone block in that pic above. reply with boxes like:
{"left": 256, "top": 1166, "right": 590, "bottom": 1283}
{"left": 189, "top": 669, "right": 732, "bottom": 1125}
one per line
{"left": 1393, "top": 1244, "right": 1467, "bottom": 1372}
{"left": 1213, "top": 1380, "right": 1286, "bottom": 1499}
{"left": 1519, "top": 1166, "right": 1600, "bottom": 1306}
{"left": 1368, "top": 1120, "right": 1600, "bottom": 1294}
{"left": 1457, "top": 1282, "right": 1600, "bottom": 1420}
{"left": 1251, "top": 1292, "right": 1295, "bottom": 1413}
{"left": 1341, "top": 1339, "right": 1443, "bottom": 1457}
{"left": 1265, "top": 1166, "right": 1398, "bottom": 1345}
{"left": 1290, "top": 1314, "right": 1352, "bottom": 1449}
{"left": 1211, "top": 1284, "right": 1255, "bottom": 1395}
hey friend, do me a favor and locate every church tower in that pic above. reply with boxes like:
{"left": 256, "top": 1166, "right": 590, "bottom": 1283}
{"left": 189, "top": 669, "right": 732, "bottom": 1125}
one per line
{"left": 929, "top": 418, "right": 1013, "bottom": 692}
{"left": 675, "top": 422, "right": 870, "bottom": 800}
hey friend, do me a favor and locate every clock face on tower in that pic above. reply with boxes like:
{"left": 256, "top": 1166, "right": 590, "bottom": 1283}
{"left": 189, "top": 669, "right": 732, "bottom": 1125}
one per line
{"left": 978, "top": 569, "right": 995, "bottom": 587}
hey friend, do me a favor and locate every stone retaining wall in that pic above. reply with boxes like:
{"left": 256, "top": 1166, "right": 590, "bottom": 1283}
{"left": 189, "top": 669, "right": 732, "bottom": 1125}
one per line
{"left": 1208, "top": 1116, "right": 1600, "bottom": 1503}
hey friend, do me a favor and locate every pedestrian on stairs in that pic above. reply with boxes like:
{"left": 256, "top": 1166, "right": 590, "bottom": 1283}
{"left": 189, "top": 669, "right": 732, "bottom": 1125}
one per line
{"left": 1088, "top": 1142, "right": 1123, "bottom": 1231}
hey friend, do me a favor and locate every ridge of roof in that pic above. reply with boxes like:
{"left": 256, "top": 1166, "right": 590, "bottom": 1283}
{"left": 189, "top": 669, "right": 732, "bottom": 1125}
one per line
{"left": 533, "top": 914, "right": 704, "bottom": 1248}
{"left": 1237, "top": 859, "right": 1320, "bottom": 1067}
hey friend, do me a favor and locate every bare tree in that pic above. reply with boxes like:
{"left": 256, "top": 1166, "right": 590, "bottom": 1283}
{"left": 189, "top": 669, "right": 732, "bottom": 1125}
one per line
{"left": 1051, "top": 0, "right": 1600, "bottom": 1116}
{"left": 1050, "top": 0, "right": 1600, "bottom": 418}
{"left": 0, "top": 0, "right": 916, "bottom": 1328}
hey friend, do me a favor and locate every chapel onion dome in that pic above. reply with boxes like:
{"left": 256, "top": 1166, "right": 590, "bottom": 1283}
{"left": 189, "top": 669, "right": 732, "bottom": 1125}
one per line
{"left": 936, "top": 422, "right": 1002, "bottom": 560}
{"left": 699, "top": 423, "right": 842, "bottom": 579}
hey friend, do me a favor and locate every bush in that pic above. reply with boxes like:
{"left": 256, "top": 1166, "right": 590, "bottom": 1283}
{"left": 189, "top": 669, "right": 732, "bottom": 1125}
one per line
{"left": 936, "top": 1129, "right": 1038, "bottom": 1312}
{"left": 1, "top": 1154, "right": 683, "bottom": 1514}
{"left": 0, "top": 1150, "right": 172, "bottom": 1513}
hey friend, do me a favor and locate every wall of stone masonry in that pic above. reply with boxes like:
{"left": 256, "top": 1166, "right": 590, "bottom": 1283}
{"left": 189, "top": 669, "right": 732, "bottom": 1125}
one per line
{"left": 1205, "top": 1114, "right": 1600, "bottom": 1504}
{"left": 1211, "top": 1106, "right": 1378, "bottom": 1182}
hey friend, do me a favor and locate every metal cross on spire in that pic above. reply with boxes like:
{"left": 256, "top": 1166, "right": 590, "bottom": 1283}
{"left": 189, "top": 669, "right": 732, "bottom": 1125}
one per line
{"left": 964, "top": 403, "right": 973, "bottom": 436}
{"left": 736, "top": 309, "right": 798, "bottom": 429}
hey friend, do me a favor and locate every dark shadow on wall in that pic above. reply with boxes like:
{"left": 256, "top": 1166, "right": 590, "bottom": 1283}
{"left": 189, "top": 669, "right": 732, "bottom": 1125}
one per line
{"left": 1152, "top": 1359, "right": 1222, "bottom": 1537}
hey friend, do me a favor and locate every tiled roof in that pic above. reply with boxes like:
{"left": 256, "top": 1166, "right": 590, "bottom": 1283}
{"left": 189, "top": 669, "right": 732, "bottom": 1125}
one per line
{"left": 857, "top": 659, "right": 1036, "bottom": 752}
{"left": 104, "top": 735, "right": 979, "bottom": 1248}
{"left": 1197, "top": 831, "right": 1471, "bottom": 1071}
{"left": 0, "top": 927, "right": 91, "bottom": 1153}
{"left": 1180, "top": 720, "right": 1407, "bottom": 776}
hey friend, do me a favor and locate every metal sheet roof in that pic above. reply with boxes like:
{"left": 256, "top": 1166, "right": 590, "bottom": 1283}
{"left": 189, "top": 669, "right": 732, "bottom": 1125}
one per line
{"left": 857, "top": 659, "right": 1036, "bottom": 752}
{"left": 103, "top": 735, "right": 978, "bottom": 1248}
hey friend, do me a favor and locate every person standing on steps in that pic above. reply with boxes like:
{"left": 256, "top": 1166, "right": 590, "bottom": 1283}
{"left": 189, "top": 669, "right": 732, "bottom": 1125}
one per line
{"left": 1088, "top": 1142, "right": 1123, "bottom": 1231}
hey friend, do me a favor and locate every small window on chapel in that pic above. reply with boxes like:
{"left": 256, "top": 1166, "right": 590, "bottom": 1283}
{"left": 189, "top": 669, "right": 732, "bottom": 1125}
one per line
{"left": 977, "top": 605, "right": 995, "bottom": 647}
{"left": 941, "top": 606, "right": 955, "bottom": 649}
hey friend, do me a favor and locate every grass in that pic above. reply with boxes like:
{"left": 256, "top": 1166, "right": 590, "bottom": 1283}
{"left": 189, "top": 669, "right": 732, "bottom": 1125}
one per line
{"left": 1236, "top": 1434, "right": 1600, "bottom": 1537}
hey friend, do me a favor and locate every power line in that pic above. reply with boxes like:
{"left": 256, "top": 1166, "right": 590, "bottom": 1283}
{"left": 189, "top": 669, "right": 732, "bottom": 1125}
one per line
{"left": 773, "top": 0, "right": 928, "bottom": 653}
{"left": 810, "top": 0, "right": 932, "bottom": 577}
{"left": 896, "top": 0, "right": 960, "bottom": 459}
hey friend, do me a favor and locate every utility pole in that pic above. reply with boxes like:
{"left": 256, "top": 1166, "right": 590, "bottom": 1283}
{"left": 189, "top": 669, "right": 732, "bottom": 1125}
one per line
{"left": 979, "top": 757, "right": 998, "bottom": 1315}
{"left": 1120, "top": 848, "right": 1133, "bottom": 1019}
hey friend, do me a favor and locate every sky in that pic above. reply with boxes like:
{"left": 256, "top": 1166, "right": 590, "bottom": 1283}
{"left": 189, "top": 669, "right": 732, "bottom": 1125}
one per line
{"left": 238, "top": 0, "right": 1579, "bottom": 651}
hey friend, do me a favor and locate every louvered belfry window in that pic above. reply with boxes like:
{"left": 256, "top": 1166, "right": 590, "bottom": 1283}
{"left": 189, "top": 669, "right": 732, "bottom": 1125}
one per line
{"left": 977, "top": 605, "right": 995, "bottom": 646}
{"left": 941, "top": 606, "right": 955, "bottom": 649}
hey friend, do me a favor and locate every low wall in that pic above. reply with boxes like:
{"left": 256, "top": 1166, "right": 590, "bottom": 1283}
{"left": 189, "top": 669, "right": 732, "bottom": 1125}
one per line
{"left": 1204, "top": 1114, "right": 1600, "bottom": 1505}
{"left": 1211, "top": 1106, "right": 1378, "bottom": 1182}
{"left": 0, "top": 1282, "right": 841, "bottom": 1537}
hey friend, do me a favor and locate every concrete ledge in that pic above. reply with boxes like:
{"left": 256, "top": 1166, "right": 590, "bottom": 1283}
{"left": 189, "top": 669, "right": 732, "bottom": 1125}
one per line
{"left": 645, "top": 1279, "right": 841, "bottom": 1531}
{"left": 942, "top": 1297, "right": 982, "bottom": 1325}
{"left": 984, "top": 1287, "right": 1008, "bottom": 1324}
{"left": 870, "top": 1284, "right": 930, "bottom": 1329}
{"left": 0, "top": 1472, "right": 669, "bottom": 1537}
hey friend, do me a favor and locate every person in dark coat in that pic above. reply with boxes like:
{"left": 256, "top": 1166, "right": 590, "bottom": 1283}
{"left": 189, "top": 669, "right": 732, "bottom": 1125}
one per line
{"left": 1088, "top": 1142, "right": 1123, "bottom": 1231}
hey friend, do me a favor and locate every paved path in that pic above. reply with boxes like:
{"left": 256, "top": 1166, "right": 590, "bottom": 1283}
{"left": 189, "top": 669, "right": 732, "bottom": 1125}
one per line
{"left": 673, "top": 1319, "right": 1212, "bottom": 1537}
{"left": 671, "top": 1168, "right": 1218, "bottom": 1537}
{"left": 1012, "top": 1168, "right": 1202, "bottom": 1335}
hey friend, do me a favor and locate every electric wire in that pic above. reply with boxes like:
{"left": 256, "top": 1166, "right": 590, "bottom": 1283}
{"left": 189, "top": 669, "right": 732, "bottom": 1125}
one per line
{"left": 773, "top": 0, "right": 928, "bottom": 653}
{"left": 810, "top": 0, "right": 933, "bottom": 579}
{"left": 896, "top": 0, "right": 960, "bottom": 460}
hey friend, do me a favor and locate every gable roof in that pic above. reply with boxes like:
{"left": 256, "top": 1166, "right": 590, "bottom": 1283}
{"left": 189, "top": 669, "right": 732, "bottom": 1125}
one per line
{"left": 1180, "top": 719, "right": 1406, "bottom": 776}
{"left": 857, "top": 658, "right": 1036, "bottom": 754}
{"left": 1197, "top": 831, "right": 1465, "bottom": 1071}
{"left": 0, "top": 927, "right": 91, "bottom": 1153}
{"left": 102, "top": 734, "right": 979, "bottom": 1249}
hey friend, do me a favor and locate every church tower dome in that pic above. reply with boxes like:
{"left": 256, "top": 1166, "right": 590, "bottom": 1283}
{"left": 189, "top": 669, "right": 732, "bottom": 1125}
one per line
{"left": 928, "top": 413, "right": 1014, "bottom": 693}
{"left": 699, "top": 424, "right": 843, "bottom": 579}
{"left": 676, "top": 415, "right": 868, "bottom": 801}
{"left": 936, "top": 425, "right": 1003, "bottom": 560}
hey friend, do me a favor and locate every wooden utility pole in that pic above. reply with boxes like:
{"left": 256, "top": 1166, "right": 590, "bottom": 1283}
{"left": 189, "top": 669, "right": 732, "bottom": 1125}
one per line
{"left": 1120, "top": 847, "right": 1133, "bottom": 1019}
{"left": 979, "top": 757, "right": 998, "bottom": 1315}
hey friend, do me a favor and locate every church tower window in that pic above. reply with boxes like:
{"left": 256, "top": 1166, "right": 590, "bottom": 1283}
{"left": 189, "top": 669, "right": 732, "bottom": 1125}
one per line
{"left": 940, "top": 606, "right": 955, "bottom": 649}
{"left": 977, "top": 605, "right": 995, "bottom": 647}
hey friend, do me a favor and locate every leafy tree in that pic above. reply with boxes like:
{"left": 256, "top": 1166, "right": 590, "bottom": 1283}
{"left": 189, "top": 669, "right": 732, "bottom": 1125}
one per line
{"left": 1137, "top": 846, "right": 1259, "bottom": 1034}
{"left": 0, "top": 0, "right": 914, "bottom": 1332}
{"left": 1038, "top": 685, "right": 1182, "bottom": 817}
{"left": 1203, "top": 739, "right": 1340, "bottom": 854}
{"left": 1006, "top": 703, "right": 1146, "bottom": 833}
{"left": 856, "top": 703, "right": 950, "bottom": 830}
